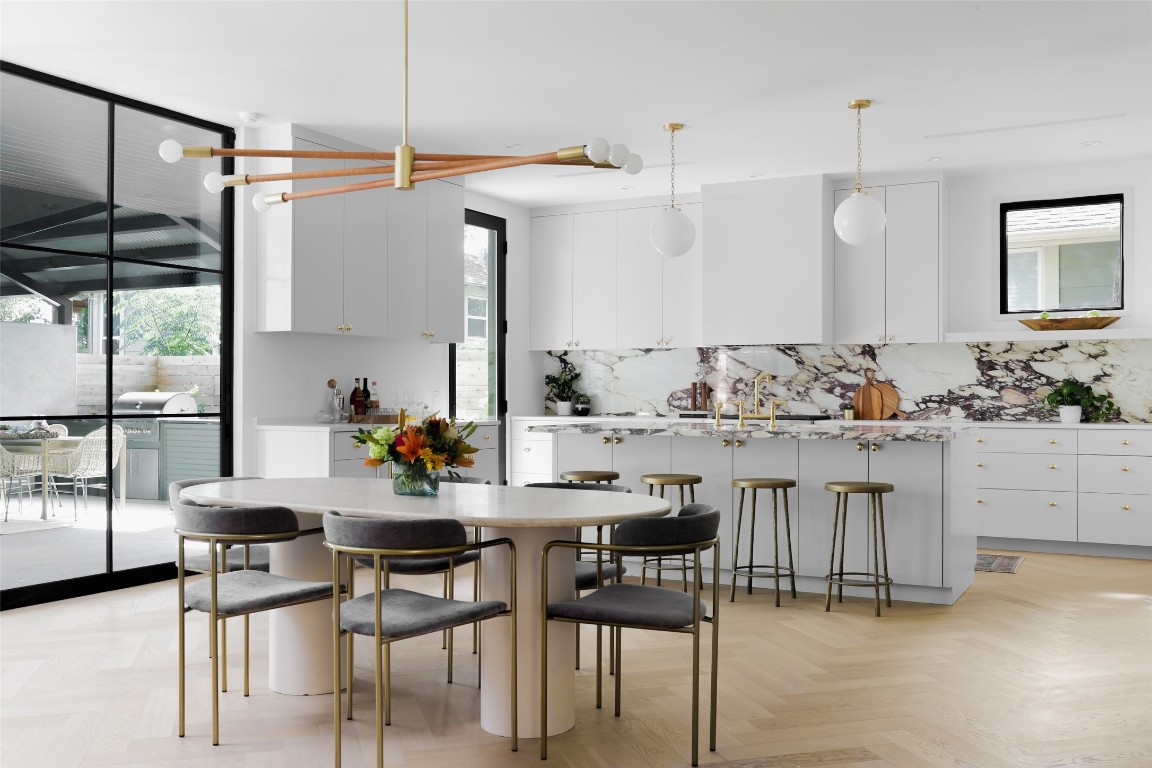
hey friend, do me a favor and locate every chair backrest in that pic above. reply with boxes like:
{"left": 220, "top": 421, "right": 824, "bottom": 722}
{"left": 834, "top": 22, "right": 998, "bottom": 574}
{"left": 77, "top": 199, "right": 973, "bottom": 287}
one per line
{"left": 173, "top": 498, "right": 300, "bottom": 542}
{"left": 168, "top": 476, "right": 261, "bottom": 510}
{"left": 47, "top": 424, "right": 68, "bottom": 437}
{"left": 613, "top": 504, "right": 720, "bottom": 551}
{"left": 441, "top": 475, "right": 491, "bottom": 485}
{"left": 323, "top": 510, "right": 467, "bottom": 557}
{"left": 526, "top": 482, "right": 632, "bottom": 493}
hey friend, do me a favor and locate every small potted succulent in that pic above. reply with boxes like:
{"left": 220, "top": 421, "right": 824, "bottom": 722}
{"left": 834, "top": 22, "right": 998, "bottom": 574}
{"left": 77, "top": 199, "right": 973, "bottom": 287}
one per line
{"left": 572, "top": 392, "right": 592, "bottom": 417}
{"left": 545, "top": 365, "right": 581, "bottom": 416}
{"left": 1042, "top": 377, "right": 1116, "bottom": 423}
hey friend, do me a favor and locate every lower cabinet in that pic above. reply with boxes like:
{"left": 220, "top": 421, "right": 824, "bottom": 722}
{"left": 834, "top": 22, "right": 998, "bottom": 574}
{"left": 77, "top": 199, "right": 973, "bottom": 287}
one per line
{"left": 458, "top": 423, "right": 499, "bottom": 484}
{"left": 976, "top": 489, "right": 1078, "bottom": 541}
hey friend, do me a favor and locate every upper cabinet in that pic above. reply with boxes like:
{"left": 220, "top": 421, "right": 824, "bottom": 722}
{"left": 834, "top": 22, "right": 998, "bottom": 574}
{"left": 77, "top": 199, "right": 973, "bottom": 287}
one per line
{"left": 531, "top": 201, "right": 701, "bottom": 351}
{"left": 833, "top": 180, "right": 941, "bottom": 344}
{"left": 701, "top": 176, "right": 833, "bottom": 345}
{"left": 255, "top": 124, "right": 463, "bottom": 341}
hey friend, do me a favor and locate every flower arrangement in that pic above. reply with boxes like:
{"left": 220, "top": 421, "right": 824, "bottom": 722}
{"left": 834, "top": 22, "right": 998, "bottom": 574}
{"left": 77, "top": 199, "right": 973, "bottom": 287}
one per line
{"left": 353, "top": 414, "right": 479, "bottom": 475}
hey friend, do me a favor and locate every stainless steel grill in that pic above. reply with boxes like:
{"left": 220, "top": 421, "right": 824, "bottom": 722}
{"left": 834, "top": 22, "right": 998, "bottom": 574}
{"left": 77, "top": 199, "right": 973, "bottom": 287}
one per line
{"left": 113, "top": 391, "right": 197, "bottom": 415}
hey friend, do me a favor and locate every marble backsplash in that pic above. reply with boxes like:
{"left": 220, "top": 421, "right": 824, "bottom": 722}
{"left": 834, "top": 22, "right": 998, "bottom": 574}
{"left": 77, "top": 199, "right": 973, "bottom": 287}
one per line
{"left": 549, "top": 339, "right": 1152, "bottom": 423}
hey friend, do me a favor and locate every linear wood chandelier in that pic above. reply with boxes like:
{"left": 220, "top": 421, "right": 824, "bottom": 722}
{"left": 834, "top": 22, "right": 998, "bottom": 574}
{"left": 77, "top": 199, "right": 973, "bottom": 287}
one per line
{"left": 159, "top": 0, "right": 642, "bottom": 211}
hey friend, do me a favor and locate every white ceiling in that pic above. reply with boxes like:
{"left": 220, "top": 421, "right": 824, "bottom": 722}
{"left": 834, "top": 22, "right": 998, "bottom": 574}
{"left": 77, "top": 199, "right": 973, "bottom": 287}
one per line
{"left": 2, "top": 0, "right": 1150, "bottom": 209}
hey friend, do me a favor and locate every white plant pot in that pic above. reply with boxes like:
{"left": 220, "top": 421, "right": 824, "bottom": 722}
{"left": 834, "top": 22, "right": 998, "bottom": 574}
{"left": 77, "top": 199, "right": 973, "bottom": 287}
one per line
{"left": 554, "top": 401, "right": 573, "bottom": 416}
{"left": 1058, "top": 405, "right": 1082, "bottom": 423}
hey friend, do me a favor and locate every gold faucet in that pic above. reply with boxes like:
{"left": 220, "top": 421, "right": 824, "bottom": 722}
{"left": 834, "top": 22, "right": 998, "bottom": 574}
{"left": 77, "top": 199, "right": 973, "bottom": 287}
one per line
{"left": 714, "top": 399, "right": 746, "bottom": 428}
{"left": 751, "top": 372, "right": 773, "bottom": 416}
{"left": 768, "top": 400, "right": 786, "bottom": 430}
{"left": 714, "top": 399, "right": 724, "bottom": 428}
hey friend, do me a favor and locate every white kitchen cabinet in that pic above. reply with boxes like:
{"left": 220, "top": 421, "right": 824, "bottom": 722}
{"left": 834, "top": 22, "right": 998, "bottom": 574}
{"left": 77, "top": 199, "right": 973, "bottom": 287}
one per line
{"left": 529, "top": 211, "right": 616, "bottom": 350}
{"left": 1077, "top": 493, "right": 1152, "bottom": 546}
{"left": 256, "top": 126, "right": 387, "bottom": 336}
{"left": 615, "top": 204, "right": 703, "bottom": 349}
{"left": 798, "top": 439, "right": 943, "bottom": 587}
{"left": 509, "top": 418, "right": 556, "bottom": 486}
{"left": 701, "top": 176, "right": 833, "bottom": 345}
{"left": 833, "top": 181, "right": 941, "bottom": 344}
{"left": 387, "top": 179, "right": 464, "bottom": 343}
{"left": 1076, "top": 428, "right": 1152, "bottom": 546}
{"left": 554, "top": 432, "right": 672, "bottom": 490}
{"left": 456, "top": 422, "right": 499, "bottom": 484}
{"left": 255, "top": 423, "right": 378, "bottom": 479}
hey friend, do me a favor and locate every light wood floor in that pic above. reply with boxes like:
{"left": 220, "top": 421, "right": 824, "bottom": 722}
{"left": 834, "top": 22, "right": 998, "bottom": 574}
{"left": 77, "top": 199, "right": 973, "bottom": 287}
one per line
{"left": 2, "top": 549, "right": 1150, "bottom": 768}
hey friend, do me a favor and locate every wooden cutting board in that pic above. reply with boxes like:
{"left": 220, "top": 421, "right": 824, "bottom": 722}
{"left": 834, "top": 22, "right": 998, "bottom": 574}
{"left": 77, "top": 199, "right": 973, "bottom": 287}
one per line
{"left": 873, "top": 379, "right": 907, "bottom": 420}
{"left": 852, "top": 368, "right": 884, "bottom": 420}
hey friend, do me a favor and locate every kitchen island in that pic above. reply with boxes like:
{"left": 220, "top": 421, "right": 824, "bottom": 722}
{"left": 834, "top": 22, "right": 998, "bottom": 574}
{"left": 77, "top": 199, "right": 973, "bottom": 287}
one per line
{"left": 528, "top": 419, "right": 978, "bottom": 605}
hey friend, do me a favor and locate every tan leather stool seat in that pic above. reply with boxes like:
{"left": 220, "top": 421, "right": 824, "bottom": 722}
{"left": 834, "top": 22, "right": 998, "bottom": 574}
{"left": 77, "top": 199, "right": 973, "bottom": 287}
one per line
{"left": 560, "top": 470, "right": 620, "bottom": 483}
{"left": 640, "top": 473, "right": 702, "bottom": 486}
{"left": 824, "top": 480, "right": 895, "bottom": 616}
{"left": 730, "top": 477, "right": 797, "bottom": 605}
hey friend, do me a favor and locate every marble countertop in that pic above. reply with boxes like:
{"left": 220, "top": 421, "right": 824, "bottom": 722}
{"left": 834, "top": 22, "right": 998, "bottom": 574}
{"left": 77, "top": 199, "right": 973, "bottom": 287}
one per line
{"left": 527, "top": 419, "right": 974, "bottom": 442}
{"left": 515, "top": 415, "right": 1151, "bottom": 431}
{"left": 257, "top": 417, "right": 500, "bottom": 429}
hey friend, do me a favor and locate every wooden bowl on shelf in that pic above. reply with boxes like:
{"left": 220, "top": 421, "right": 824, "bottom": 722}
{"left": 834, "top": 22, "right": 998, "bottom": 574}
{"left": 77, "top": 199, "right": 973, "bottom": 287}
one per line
{"left": 1017, "top": 316, "right": 1119, "bottom": 331}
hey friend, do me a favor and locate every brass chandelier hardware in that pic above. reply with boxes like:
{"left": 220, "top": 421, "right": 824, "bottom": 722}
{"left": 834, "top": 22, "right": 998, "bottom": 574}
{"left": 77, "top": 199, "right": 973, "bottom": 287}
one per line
{"left": 158, "top": 0, "right": 642, "bottom": 211}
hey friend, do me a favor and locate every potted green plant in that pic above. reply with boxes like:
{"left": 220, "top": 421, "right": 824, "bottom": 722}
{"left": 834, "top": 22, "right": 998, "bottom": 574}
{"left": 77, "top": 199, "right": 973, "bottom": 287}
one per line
{"left": 1042, "top": 378, "right": 1116, "bottom": 423}
{"left": 572, "top": 392, "right": 591, "bottom": 417}
{"left": 544, "top": 367, "right": 581, "bottom": 416}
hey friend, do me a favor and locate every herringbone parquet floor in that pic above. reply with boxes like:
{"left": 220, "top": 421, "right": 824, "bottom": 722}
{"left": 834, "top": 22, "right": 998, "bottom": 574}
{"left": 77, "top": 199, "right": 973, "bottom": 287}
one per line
{"left": 2, "top": 549, "right": 1150, "bottom": 768}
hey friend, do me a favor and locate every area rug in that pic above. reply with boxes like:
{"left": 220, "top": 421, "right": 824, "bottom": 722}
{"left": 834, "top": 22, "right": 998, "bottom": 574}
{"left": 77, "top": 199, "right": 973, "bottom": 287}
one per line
{"left": 0, "top": 519, "right": 73, "bottom": 535}
{"left": 975, "top": 553, "right": 1023, "bottom": 573}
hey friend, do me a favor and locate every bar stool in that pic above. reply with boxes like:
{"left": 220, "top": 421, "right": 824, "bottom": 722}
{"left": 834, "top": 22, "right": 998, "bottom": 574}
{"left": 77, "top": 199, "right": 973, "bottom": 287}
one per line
{"left": 729, "top": 477, "right": 797, "bottom": 606}
{"left": 638, "top": 473, "right": 702, "bottom": 589}
{"left": 559, "top": 470, "right": 620, "bottom": 484}
{"left": 824, "top": 480, "right": 894, "bottom": 617}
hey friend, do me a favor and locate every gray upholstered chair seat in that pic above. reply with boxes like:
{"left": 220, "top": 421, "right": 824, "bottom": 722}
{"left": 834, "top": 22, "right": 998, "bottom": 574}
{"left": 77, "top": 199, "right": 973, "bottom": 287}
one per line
{"left": 339, "top": 588, "right": 506, "bottom": 639}
{"left": 548, "top": 582, "right": 706, "bottom": 629}
{"left": 573, "top": 560, "right": 626, "bottom": 590}
{"left": 183, "top": 570, "right": 332, "bottom": 617}
{"left": 353, "top": 549, "right": 479, "bottom": 575}
{"left": 184, "top": 545, "right": 271, "bottom": 573}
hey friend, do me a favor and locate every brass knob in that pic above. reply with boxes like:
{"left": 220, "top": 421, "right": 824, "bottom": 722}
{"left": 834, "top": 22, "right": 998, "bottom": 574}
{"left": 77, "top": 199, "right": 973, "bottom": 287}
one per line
{"left": 483, "top": 434, "right": 491, "bottom": 441}
{"left": 1049, "top": 501, "right": 1058, "bottom": 507}
{"left": 856, "top": 442, "right": 865, "bottom": 452}
{"left": 574, "top": 340, "right": 581, "bottom": 347}
{"left": 1049, "top": 439, "right": 1058, "bottom": 445}
{"left": 721, "top": 439, "right": 730, "bottom": 448}
{"left": 1049, "top": 464, "right": 1057, "bottom": 469}
{"left": 1122, "top": 439, "right": 1130, "bottom": 446}
{"left": 976, "top": 462, "right": 984, "bottom": 467}
{"left": 977, "top": 437, "right": 984, "bottom": 443}
{"left": 870, "top": 443, "right": 879, "bottom": 452}
{"left": 523, "top": 447, "right": 531, "bottom": 452}
{"left": 337, "top": 324, "right": 344, "bottom": 331}
{"left": 1122, "top": 505, "right": 1131, "bottom": 511}
{"left": 345, "top": 324, "right": 352, "bottom": 332}
{"left": 602, "top": 436, "right": 610, "bottom": 445}
{"left": 887, "top": 335, "right": 894, "bottom": 342}
{"left": 613, "top": 436, "right": 622, "bottom": 445}
{"left": 876, "top": 335, "right": 883, "bottom": 342}
{"left": 734, "top": 439, "right": 743, "bottom": 448}
{"left": 1122, "top": 466, "right": 1130, "bottom": 472}
{"left": 976, "top": 498, "right": 984, "bottom": 504}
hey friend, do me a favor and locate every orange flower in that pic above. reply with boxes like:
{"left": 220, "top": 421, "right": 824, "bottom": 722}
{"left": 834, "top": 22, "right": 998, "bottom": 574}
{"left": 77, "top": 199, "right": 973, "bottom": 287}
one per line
{"left": 363, "top": 457, "right": 384, "bottom": 467}
{"left": 455, "top": 453, "right": 475, "bottom": 469}
{"left": 395, "top": 426, "right": 426, "bottom": 464}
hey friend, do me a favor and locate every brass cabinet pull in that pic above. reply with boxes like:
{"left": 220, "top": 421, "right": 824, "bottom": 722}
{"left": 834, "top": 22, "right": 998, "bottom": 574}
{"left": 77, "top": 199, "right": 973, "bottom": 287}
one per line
{"left": 1048, "top": 501, "right": 1058, "bottom": 507}
{"left": 1122, "top": 505, "right": 1131, "bottom": 511}
{"left": 976, "top": 462, "right": 984, "bottom": 467}
{"left": 876, "top": 335, "right": 883, "bottom": 342}
{"left": 887, "top": 335, "right": 894, "bottom": 342}
{"left": 523, "top": 447, "right": 531, "bottom": 452}
{"left": 1122, "top": 466, "right": 1130, "bottom": 472}
{"left": 483, "top": 434, "right": 491, "bottom": 441}
{"left": 346, "top": 324, "right": 352, "bottom": 332}
{"left": 1122, "top": 439, "right": 1131, "bottom": 446}
{"left": 734, "top": 439, "right": 743, "bottom": 448}
{"left": 721, "top": 439, "right": 731, "bottom": 448}
{"left": 870, "top": 443, "right": 879, "bottom": 452}
{"left": 1049, "top": 464, "right": 1057, "bottom": 469}
{"left": 602, "top": 436, "right": 611, "bottom": 445}
{"left": 976, "top": 498, "right": 984, "bottom": 504}
{"left": 613, "top": 436, "right": 622, "bottom": 445}
{"left": 1049, "top": 439, "right": 1058, "bottom": 445}
{"left": 856, "top": 442, "right": 865, "bottom": 452}
{"left": 976, "top": 437, "right": 984, "bottom": 443}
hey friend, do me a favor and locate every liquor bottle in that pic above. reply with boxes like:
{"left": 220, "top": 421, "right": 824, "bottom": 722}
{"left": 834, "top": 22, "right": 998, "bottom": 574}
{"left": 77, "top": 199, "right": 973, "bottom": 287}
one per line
{"left": 349, "top": 378, "right": 364, "bottom": 417}
{"left": 369, "top": 380, "right": 381, "bottom": 412}
{"left": 361, "top": 377, "right": 372, "bottom": 415}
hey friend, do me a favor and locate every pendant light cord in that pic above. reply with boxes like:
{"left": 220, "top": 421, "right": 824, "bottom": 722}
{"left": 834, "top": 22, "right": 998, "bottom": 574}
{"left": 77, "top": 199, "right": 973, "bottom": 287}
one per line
{"left": 402, "top": 0, "right": 409, "bottom": 147}
{"left": 854, "top": 105, "right": 863, "bottom": 194}
{"left": 669, "top": 127, "right": 679, "bottom": 210}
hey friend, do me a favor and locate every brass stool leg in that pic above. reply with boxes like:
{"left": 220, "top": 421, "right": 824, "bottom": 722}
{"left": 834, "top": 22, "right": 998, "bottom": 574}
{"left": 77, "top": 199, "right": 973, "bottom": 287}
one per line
{"left": 747, "top": 489, "right": 758, "bottom": 596}
{"left": 877, "top": 493, "right": 892, "bottom": 608}
{"left": 683, "top": 484, "right": 695, "bottom": 592}
{"left": 836, "top": 493, "right": 849, "bottom": 604}
{"left": 869, "top": 492, "right": 881, "bottom": 617}
{"left": 783, "top": 486, "right": 797, "bottom": 599}
{"left": 770, "top": 488, "right": 780, "bottom": 607}
{"left": 729, "top": 487, "right": 745, "bottom": 602}
{"left": 825, "top": 492, "right": 841, "bottom": 612}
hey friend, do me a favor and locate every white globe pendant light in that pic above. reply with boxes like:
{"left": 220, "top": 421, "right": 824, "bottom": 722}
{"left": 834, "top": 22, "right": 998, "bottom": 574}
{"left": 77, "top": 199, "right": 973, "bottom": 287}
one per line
{"left": 649, "top": 123, "right": 695, "bottom": 258}
{"left": 833, "top": 99, "right": 886, "bottom": 246}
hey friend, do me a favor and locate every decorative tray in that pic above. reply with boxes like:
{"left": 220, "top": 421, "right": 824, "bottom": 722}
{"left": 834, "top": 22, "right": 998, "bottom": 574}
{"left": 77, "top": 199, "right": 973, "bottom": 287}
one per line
{"left": 1018, "top": 316, "right": 1119, "bottom": 331}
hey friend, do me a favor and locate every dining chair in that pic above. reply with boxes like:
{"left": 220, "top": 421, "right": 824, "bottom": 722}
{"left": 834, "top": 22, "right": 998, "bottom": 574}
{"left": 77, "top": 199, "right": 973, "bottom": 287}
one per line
{"left": 1, "top": 442, "right": 41, "bottom": 520}
{"left": 44, "top": 424, "right": 125, "bottom": 517}
{"left": 169, "top": 478, "right": 267, "bottom": 573}
{"left": 322, "top": 511, "right": 518, "bottom": 768}
{"left": 440, "top": 474, "right": 490, "bottom": 655}
{"left": 174, "top": 497, "right": 337, "bottom": 746}
{"left": 540, "top": 503, "right": 721, "bottom": 766}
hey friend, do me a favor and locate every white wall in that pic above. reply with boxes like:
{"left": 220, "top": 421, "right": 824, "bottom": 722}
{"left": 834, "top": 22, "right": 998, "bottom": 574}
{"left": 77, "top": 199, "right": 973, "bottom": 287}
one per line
{"left": 0, "top": 322, "right": 76, "bottom": 416}
{"left": 947, "top": 155, "right": 1152, "bottom": 335}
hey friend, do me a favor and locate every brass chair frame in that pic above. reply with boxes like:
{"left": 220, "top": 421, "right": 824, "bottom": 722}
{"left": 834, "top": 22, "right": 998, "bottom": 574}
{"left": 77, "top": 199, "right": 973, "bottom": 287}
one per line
{"left": 325, "top": 530, "right": 518, "bottom": 768}
{"left": 540, "top": 533, "right": 720, "bottom": 766}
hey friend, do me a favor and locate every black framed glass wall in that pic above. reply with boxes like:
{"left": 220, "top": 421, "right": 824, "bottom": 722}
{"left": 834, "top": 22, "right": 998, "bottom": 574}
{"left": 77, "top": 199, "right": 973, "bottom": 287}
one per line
{"left": 0, "top": 63, "right": 234, "bottom": 607}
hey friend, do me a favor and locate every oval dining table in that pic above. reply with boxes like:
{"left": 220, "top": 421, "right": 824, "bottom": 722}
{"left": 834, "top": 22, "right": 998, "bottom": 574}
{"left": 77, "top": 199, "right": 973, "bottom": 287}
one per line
{"left": 181, "top": 476, "right": 671, "bottom": 738}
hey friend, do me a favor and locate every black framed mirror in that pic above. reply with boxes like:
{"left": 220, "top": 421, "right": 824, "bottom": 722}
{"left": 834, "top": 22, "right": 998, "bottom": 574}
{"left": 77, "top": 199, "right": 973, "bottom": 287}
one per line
{"left": 999, "top": 193, "right": 1124, "bottom": 315}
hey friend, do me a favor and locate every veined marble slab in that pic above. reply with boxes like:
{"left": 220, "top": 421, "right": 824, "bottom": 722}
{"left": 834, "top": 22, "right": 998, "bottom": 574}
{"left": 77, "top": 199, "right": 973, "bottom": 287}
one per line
{"left": 528, "top": 420, "right": 972, "bottom": 442}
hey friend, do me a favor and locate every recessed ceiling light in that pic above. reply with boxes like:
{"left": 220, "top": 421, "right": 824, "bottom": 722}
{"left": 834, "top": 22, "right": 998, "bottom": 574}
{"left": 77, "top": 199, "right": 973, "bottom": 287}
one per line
{"left": 748, "top": 174, "right": 765, "bottom": 179}
{"left": 621, "top": 185, "right": 636, "bottom": 190}
{"left": 1080, "top": 140, "right": 1102, "bottom": 148}
{"left": 926, "top": 156, "right": 943, "bottom": 163}
{"left": 238, "top": 112, "right": 262, "bottom": 123}
{"left": 505, "top": 143, "right": 522, "bottom": 149}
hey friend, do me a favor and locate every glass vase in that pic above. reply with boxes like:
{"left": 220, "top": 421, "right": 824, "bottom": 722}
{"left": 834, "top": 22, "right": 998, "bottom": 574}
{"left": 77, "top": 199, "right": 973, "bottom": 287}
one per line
{"left": 392, "top": 466, "right": 440, "bottom": 496}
